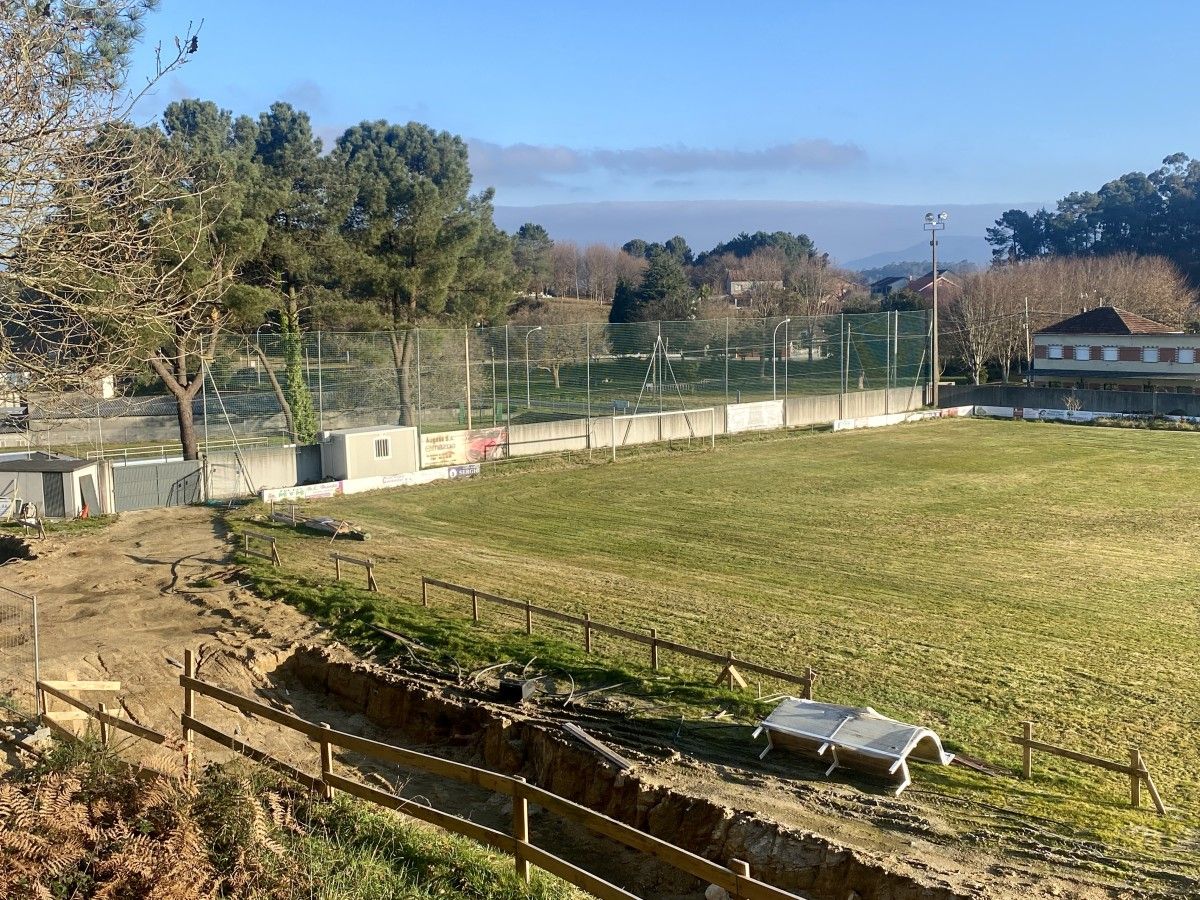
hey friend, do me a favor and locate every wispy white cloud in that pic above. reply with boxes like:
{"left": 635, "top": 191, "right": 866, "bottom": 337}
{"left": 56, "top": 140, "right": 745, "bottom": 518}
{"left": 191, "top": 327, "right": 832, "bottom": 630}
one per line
{"left": 468, "top": 138, "right": 866, "bottom": 187}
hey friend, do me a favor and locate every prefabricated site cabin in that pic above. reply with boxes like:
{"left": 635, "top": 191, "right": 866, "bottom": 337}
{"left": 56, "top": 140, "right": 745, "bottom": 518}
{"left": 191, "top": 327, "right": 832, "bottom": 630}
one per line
{"left": 0, "top": 456, "right": 105, "bottom": 519}
{"left": 319, "top": 425, "right": 420, "bottom": 481}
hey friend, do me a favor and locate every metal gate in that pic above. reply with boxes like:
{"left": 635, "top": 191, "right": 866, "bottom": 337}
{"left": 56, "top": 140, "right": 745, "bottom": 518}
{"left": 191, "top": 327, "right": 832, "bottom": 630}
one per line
{"left": 0, "top": 581, "right": 38, "bottom": 718}
{"left": 111, "top": 460, "right": 203, "bottom": 512}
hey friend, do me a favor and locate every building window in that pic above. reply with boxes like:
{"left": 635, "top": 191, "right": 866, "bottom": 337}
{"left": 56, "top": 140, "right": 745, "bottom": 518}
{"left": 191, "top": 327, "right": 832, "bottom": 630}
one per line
{"left": 1048, "top": 344, "right": 1064, "bottom": 359}
{"left": 1143, "top": 347, "right": 1159, "bottom": 363}
{"left": 373, "top": 437, "right": 391, "bottom": 459}
{"left": 1179, "top": 348, "right": 1196, "bottom": 364}
{"left": 1074, "top": 345, "right": 1091, "bottom": 361}
{"left": 1102, "top": 346, "right": 1118, "bottom": 361}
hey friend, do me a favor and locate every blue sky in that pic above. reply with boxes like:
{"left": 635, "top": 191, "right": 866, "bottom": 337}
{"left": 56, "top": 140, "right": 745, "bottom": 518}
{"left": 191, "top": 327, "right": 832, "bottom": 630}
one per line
{"left": 128, "top": 1, "right": 1198, "bottom": 260}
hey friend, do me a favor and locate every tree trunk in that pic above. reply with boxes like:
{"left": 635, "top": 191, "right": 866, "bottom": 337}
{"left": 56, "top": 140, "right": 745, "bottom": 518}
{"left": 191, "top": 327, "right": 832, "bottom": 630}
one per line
{"left": 390, "top": 328, "right": 416, "bottom": 426}
{"left": 251, "top": 343, "right": 295, "bottom": 438}
{"left": 176, "top": 392, "right": 199, "bottom": 460}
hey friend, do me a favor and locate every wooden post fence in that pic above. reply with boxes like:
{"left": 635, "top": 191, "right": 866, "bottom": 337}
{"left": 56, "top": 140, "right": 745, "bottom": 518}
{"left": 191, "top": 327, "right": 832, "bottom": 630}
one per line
{"left": 1011, "top": 721, "right": 1165, "bottom": 815}
{"left": 241, "top": 531, "right": 281, "bottom": 567}
{"left": 183, "top": 649, "right": 195, "bottom": 780}
{"left": 331, "top": 553, "right": 378, "bottom": 591}
{"left": 177, "top": 668, "right": 806, "bottom": 900}
{"left": 418, "top": 576, "right": 818, "bottom": 700}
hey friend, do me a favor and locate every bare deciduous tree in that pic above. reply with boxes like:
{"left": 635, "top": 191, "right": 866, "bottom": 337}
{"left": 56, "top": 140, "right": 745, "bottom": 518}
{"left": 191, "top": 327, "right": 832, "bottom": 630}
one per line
{"left": 0, "top": 2, "right": 205, "bottom": 404}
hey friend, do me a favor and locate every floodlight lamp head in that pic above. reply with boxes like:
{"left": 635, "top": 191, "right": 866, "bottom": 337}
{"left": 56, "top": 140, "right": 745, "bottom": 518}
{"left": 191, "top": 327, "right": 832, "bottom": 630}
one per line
{"left": 924, "top": 212, "right": 934, "bottom": 223}
{"left": 937, "top": 211, "right": 949, "bottom": 222}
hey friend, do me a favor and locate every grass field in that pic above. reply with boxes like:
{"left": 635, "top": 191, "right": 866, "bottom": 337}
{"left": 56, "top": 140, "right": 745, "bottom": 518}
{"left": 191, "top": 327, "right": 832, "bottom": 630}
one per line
{"left": 241, "top": 418, "right": 1200, "bottom": 854}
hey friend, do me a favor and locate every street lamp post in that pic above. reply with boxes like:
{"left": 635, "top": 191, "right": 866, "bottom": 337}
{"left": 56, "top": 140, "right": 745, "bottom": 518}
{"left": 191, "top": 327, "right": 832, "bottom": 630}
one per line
{"left": 524, "top": 326, "right": 542, "bottom": 409}
{"left": 924, "top": 211, "right": 948, "bottom": 406}
{"left": 771, "top": 317, "right": 791, "bottom": 400}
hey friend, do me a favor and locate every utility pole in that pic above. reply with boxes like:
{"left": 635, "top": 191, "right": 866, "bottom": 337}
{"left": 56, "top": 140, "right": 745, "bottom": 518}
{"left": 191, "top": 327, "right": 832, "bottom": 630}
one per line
{"left": 924, "top": 212, "right": 948, "bottom": 406}
{"left": 1024, "top": 296, "right": 1032, "bottom": 383}
{"left": 464, "top": 327, "right": 473, "bottom": 431}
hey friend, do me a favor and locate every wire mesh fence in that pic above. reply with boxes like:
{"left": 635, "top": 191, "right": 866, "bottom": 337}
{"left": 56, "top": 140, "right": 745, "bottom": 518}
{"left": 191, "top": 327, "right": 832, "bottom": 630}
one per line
{"left": 24, "top": 311, "right": 930, "bottom": 452}
{"left": 0, "top": 580, "right": 39, "bottom": 719}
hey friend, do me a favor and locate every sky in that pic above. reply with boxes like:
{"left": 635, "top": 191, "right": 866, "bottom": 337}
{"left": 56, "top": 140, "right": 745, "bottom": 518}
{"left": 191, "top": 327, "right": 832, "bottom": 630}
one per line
{"left": 127, "top": 0, "right": 1200, "bottom": 263}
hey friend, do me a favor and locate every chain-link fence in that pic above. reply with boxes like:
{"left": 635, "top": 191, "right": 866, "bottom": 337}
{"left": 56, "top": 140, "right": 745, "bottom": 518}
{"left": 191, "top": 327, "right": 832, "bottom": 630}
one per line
{"left": 23, "top": 311, "right": 929, "bottom": 450}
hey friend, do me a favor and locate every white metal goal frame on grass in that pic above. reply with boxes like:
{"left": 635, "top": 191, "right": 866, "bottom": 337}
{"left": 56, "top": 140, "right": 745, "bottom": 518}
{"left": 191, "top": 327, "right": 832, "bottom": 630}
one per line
{"left": 608, "top": 406, "right": 718, "bottom": 461}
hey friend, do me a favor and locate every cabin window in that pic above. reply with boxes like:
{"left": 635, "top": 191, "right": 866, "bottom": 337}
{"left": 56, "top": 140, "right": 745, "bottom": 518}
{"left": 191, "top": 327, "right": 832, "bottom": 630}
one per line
{"left": 1178, "top": 348, "right": 1196, "bottom": 364}
{"left": 1074, "top": 346, "right": 1090, "bottom": 361}
{"left": 1143, "top": 347, "right": 1159, "bottom": 363}
{"left": 374, "top": 437, "right": 391, "bottom": 459}
{"left": 1048, "top": 344, "right": 1064, "bottom": 359}
{"left": 1102, "top": 346, "right": 1118, "bottom": 361}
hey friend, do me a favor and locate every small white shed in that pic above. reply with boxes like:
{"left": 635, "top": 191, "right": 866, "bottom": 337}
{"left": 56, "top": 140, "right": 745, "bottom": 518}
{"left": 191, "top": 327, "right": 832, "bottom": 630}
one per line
{"left": 0, "top": 456, "right": 105, "bottom": 519}
{"left": 319, "top": 425, "right": 420, "bottom": 481}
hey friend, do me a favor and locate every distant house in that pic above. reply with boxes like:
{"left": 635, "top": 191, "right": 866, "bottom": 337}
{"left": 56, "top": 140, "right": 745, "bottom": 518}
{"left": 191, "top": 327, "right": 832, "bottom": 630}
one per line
{"left": 907, "top": 269, "right": 959, "bottom": 299}
{"left": 1031, "top": 306, "right": 1200, "bottom": 392}
{"left": 726, "top": 270, "right": 784, "bottom": 305}
{"left": 869, "top": 276, "right": 909, "bottom": 296}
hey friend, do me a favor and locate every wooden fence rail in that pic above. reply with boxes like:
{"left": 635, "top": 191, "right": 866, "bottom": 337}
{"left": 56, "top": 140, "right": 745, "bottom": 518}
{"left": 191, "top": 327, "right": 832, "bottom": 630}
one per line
{"left": 421, "top": 576, "right": 816, "bottom": 699}
{"left": 36, "top": 680, "right": 170, "bottom": 749}
{"left": 1012, "top": 721, "right": 1165, "bottom": 815}
{"left": 180, "top": 665, "right": 803, "bottom": 900}
{"left": 242, "top": 531, "right": 281, "bottom": 567}
{"left": 331, "top": 552, "right": 378, "bottom": 591}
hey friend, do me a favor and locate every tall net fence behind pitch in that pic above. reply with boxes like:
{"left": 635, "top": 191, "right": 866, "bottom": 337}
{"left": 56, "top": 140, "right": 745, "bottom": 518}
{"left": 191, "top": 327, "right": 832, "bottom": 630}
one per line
{"left": 0, "top": 580, "right": 38, "bottom": 719}
{"left": 24, "top": 310, "right": 929, "bottom": 453}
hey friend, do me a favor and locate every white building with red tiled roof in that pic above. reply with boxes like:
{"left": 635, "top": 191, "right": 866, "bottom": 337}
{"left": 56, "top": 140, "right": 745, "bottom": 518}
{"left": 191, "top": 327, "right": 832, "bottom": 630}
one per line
{"left": 1031, "top": 306, "right": 1200, "bottom": 392}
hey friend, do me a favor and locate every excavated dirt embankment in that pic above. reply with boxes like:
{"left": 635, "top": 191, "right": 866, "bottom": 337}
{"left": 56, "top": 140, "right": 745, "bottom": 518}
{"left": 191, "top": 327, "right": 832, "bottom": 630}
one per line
{"left": 282, "top": 646, "right": 975, "bottom": 900}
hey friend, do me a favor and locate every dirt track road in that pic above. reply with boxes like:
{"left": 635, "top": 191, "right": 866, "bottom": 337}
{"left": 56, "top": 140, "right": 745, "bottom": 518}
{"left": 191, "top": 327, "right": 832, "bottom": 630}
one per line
{"left": 0, "top": 507, "right": 325, "bottom": 741}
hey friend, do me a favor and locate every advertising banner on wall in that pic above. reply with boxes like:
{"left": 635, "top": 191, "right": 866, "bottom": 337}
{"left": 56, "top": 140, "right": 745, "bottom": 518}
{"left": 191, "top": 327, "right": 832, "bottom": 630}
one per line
{"left": 726, "top": 400, "right": 784, "bottom": 434}
{"left": 420, "top": 427, "right": 508, "bottom": 467}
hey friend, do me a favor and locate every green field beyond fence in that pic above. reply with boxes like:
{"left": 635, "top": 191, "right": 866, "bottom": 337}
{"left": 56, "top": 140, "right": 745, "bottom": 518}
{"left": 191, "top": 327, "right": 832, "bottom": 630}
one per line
{"left": 243, "top": 418, "right": 1200, "bottom": 856}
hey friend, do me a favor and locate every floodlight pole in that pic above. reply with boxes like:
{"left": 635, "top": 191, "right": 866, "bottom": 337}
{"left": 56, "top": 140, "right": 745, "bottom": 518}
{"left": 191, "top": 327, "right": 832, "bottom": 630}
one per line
{"left": 524, "top": 326, "right": 542, "bottom": 409}
{"left": 771, "top": 318, "right": 791, "bottom": 400}
{"left": 924, "top": 212, "right": 948, "bottom": 407}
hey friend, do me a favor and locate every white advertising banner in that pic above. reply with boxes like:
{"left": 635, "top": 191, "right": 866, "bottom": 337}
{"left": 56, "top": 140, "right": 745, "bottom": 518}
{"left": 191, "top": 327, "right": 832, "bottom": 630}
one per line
{"left": 420, "top": 427, "right": 508, "bottom": 467}
{"left": 726, "top": 400, "right": 784, "bottom": 434}
{"left": 831, "top": 406, "right": 974, "bottom": 433}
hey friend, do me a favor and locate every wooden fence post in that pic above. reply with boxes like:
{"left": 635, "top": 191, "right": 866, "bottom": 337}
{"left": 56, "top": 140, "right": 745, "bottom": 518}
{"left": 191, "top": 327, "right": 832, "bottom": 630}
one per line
{"left": 334, "top": 555, "right": 342, "bottom": 581}
{"left": 270, "top": 539, "right": 281, "bottom": 567}
{"left": 421, "top": 578, "right": 428, "bottom": 607}
{"left": 512, "top": 776, "right": 530, "bottom": 884}
{"left": 804, "top": 666, "right": 815, "bottom": 700}
{"left": 1022, "top": 721, "right": 1033, "bottom": 778}
{"left": 730, "top": 858, "right": 750, "bottom": 900}
{"left": 367, "top": 560, "right": 378, "bottom": 592}
{"left": 320, "top": 723, "right": 334, "bottom": 801}
{"left": 650, "top": 628, "right": 658, "bottom": 670}
{"left": 584, "top": 613, "right": 592, "bottom": 653}
{"left": 1130, "top": 748, "right": 1142, "bottom": 809}
{"left": 524, "top": 599, "right": 532, "bottom": 635}
{"left": 242, "top": 532, "right": 249, "bottom": 554}
{"left": 471, "top": 588, "right": 479, "bottom": 623}
{"left": 98, "top": 702, "right": 109, "bottom": 748}
{"left": 183, "top": 649, "right": 195, "bottom": 781}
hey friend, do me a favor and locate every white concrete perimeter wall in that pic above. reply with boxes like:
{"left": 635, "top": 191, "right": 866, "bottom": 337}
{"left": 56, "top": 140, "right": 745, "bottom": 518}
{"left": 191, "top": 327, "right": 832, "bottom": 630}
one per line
{"left": 508, "top": 419, "right": 590, "bottom": 457}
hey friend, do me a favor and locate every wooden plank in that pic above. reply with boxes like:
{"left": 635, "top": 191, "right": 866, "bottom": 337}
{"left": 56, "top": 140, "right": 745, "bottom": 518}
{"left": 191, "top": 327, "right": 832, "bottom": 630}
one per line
{"left": 518, "top": 842, "right": 640, "bottom": 900}
{"left": 242, "top": 548, "right": 275, "bottom": 562}
{"left": 43, "top": 709, "right": 90, "bottom": 722}
{"left": 330, "top": 552, "right": 372, "bottom": 568}
{"left": 736, "top": 877, "right": 810, "bottom": 900}
{"left": 181, "top": 675, "right": 326, "bottom": 741}
{"left": 99, "top": 710, "right": 168, "bottom": 746}
{"left": 320, "top": 725, "right": 512, "bottom": 793}
{"left": 324, "top": 771, "right": 516, "bottom": 854}
{"left": 41, "top": 679, "right": 121, "bottom": 692}
{"left": 562, "top": 723, "right": 632, "bottom": 771}
{"left": 42, "top": 715, "right": 81, "bottom": 743}
{"left": 1009, "top": 736, "right": 1136, "bottom": 775}
{"left": 423, "top": 576, "right": 474, "bottom": 596}
{"left": 517, "top": 780, "right": 735, "bottom": 892}
{"left": 183, "top": 714, "right": 321, "bottom": 791}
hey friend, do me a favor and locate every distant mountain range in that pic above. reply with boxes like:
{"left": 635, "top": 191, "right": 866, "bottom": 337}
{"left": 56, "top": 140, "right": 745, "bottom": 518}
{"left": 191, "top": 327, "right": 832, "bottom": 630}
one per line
{"left": 842, "top": 235, "right": 994, "bottom": 271}
{"left": 493, "top": 199, "right": 1040, "bottom": 269}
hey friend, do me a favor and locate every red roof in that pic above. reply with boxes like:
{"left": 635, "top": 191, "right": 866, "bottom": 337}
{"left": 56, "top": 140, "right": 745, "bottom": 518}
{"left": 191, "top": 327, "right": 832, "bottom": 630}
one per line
{"left": 1036, "top": 306, "right": 1178, "bottom": 336}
